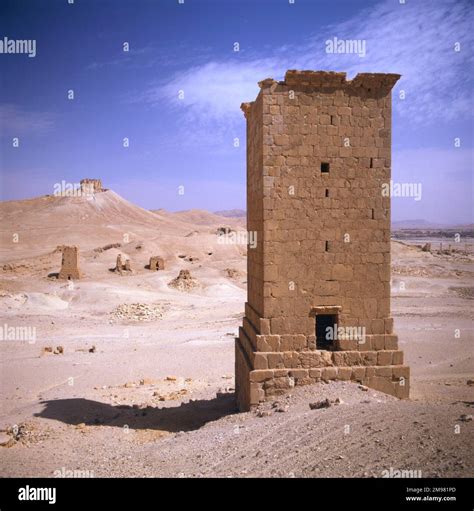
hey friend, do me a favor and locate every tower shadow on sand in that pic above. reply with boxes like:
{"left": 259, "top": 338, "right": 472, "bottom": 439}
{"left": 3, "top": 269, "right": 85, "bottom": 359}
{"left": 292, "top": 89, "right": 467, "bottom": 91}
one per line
{"left": 35, "top": 394, "right": 237, "bottom": 433}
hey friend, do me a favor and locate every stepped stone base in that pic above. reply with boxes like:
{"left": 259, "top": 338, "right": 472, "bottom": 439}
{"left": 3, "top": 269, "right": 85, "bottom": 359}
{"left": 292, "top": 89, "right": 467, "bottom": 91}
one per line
{"left": 235, "top": 303, "right": 410, "bottom": 411}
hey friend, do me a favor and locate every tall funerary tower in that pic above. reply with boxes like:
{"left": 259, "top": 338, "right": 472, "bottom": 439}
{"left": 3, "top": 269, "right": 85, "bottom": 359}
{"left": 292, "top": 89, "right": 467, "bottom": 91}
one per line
{"left": 235, "top": 70, "right": 409, "bottom": 411}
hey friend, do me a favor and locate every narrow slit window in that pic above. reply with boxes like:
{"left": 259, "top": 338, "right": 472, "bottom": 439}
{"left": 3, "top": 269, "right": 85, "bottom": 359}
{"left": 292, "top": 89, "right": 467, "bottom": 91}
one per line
{"left": 325, "top": 189, "right": 329, "bottom": 197}
{"left": 371, "top": 208, "right": 375, "bottom": 219}
{"left": 370, "top": 157, "right": 373, "bottom": 168}
{"left": 321, "top": 162, "right": 330, "bottom": 173}
{"left": 325, "top": 241, "right": 329, "bottom": 252}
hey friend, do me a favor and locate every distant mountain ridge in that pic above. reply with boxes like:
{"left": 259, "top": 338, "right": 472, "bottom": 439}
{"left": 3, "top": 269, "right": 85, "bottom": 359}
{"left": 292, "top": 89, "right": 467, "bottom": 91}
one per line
{"left": 392, "top": 219, "right": 474, "bottom": 230}
{"left": 150, "top": 208, "right": 245, "bottom": 227}
{"left": 213, "top": 209, "right": 246, "bottom": 218}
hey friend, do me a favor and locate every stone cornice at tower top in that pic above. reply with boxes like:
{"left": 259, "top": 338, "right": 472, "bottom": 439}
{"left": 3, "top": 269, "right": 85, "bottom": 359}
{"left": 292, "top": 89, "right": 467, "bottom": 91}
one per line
{"left": 282, "top": 70, "right": 401, "bottom": 90}
{"left": 240, "top": 70, "right": 401, "bottom": 118}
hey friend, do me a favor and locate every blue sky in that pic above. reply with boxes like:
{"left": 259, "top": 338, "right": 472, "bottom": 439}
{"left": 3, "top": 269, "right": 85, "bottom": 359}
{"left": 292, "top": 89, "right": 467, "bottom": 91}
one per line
{"left": 0, "top": 0, "right": 472, "bottom": 224}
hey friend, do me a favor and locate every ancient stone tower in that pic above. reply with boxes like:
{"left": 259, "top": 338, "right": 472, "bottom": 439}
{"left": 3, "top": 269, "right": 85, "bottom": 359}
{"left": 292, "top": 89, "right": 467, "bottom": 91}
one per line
{"left": 58, "top": 246, "right": 81, "bottom": 280}
{"left": 235, "top": 70, "right": 409, "bottom": 411}
{"left": 149, "top": 256, "right": 165, "bottom": 271}
{"left": 80, "top": 178, "right": 104, "bottom": 194}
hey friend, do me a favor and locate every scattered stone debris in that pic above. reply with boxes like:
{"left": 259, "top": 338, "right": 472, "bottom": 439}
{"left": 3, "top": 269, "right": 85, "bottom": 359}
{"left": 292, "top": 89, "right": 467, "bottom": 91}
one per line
{"left": 139, "top": 378, "right": 154, "bottom": 385}
{"left": 359, "top": 385, "right": 369, "bottom": 392}
{"left": 93, "top": 242, "right": 121, "bottom": 253}
{"left": 4, "top": 422, "right": 51, "bottom": 446}
{"left": 9, "top": 427, "right": 23, "bottom": 442}
{"left": 216, "top": 387, "right": 233, "bottom": 397}
{"left": 153, "top": 389, "right": 188, "bottom": 401}
{"left": 391, "top": 265, "right": 431, "bottom": 277}
{"left": 75, "top": 346, "right": 96, "bottom": 353}
{"left": 450, "top": 287, "right": 474, "bottom": 300}
{"left": 309, "top": 398, "right": 332, "bottom": 410}
{"left": 168, "top": 270, "right": 199, "bottom": 292}
{"left": 458, "top": 414, "right": 473, "bottom": 422}
{"left": 42, "top": 346, "right": 63, "bottom": 355}
{"left": 165, "top": 376, "right": 177, "bottom": 382}
{"left": 257, "top": 410, "right": 272, "bottom": 418}
{"left": 224, "top": 268, "right": 244, "bottom": 280}
{"left": 421, "top": 243, "right": 431, "bottom": 252}
{"left": 0, "top": 432, "right": 14, "bottom": 447}
{"left": 110, "top": 302, "right": 169, "bottom": 322}
{"left": 467, "top": 380, "right": 474, "bottom": 386}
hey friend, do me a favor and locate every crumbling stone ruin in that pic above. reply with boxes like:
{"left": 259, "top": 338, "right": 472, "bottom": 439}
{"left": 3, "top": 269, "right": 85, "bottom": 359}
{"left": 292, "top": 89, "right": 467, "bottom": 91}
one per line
{"left": 149, "top": 256, "right": 165, "bottom": 271}
{"left": 216, "top": 226, "right": 235, "bottom": 236}
{"left": 235, "top": 70, "right": 410, "bottom": 411}
{"left": 58, "top": 245, "right": 81, "bottom": 280}
{"left": 168, "top": 269, "right": 199, "bottom": 291}
{"left": 114, "top": 254, "right": 132, "bottom": 275}
{"left": 80, "top": 178, "right": 105, "bottom": 195}
{"left": 94, "top": 242, "right": 121, "bottom": 253}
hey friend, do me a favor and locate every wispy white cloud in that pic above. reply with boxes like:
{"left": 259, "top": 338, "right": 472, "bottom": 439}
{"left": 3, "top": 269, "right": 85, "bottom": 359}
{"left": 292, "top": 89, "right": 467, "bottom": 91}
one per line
{"left": 137, "top": 58, "right": 282, "bottom": 148}
{"left": 87, "top": 43, "right": 214, "bottom": 72}
{"left": 139, "top": 0, "right": 473, "bottom": 146}
{"left": 0, "top": 104, "right": 56, "bottom": 136}
{"left": 86, "top": 45, "right": 161, "bottom": 71}
{"left": 320, "top": 0, "right": 474, "bottom": 122}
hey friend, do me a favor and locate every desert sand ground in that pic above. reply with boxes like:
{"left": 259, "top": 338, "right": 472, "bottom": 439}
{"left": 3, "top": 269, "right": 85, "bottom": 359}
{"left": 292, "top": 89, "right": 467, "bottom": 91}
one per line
{"left": 0, "top": 191, "right": 472, "bottom": 478}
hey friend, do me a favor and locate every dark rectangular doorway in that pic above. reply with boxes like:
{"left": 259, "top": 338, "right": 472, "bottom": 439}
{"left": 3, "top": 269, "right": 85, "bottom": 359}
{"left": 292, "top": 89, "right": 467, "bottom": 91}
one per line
{"left": 316, "top": 314, "right": 337, "bottom": 350}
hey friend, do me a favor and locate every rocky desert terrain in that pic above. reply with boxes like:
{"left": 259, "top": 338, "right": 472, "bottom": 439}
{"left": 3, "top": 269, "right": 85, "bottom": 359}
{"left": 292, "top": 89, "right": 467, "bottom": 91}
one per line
{"left": 0, "top": 190, "right": 472, "bottom": 477}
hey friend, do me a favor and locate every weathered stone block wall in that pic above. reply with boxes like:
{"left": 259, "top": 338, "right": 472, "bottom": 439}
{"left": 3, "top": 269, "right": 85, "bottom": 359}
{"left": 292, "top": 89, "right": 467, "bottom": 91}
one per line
{"left": 259, "top": 72, "right": 394, "bottom": 336}
{"left": 244, "top": 94, "right": 265, "bottom": 318}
